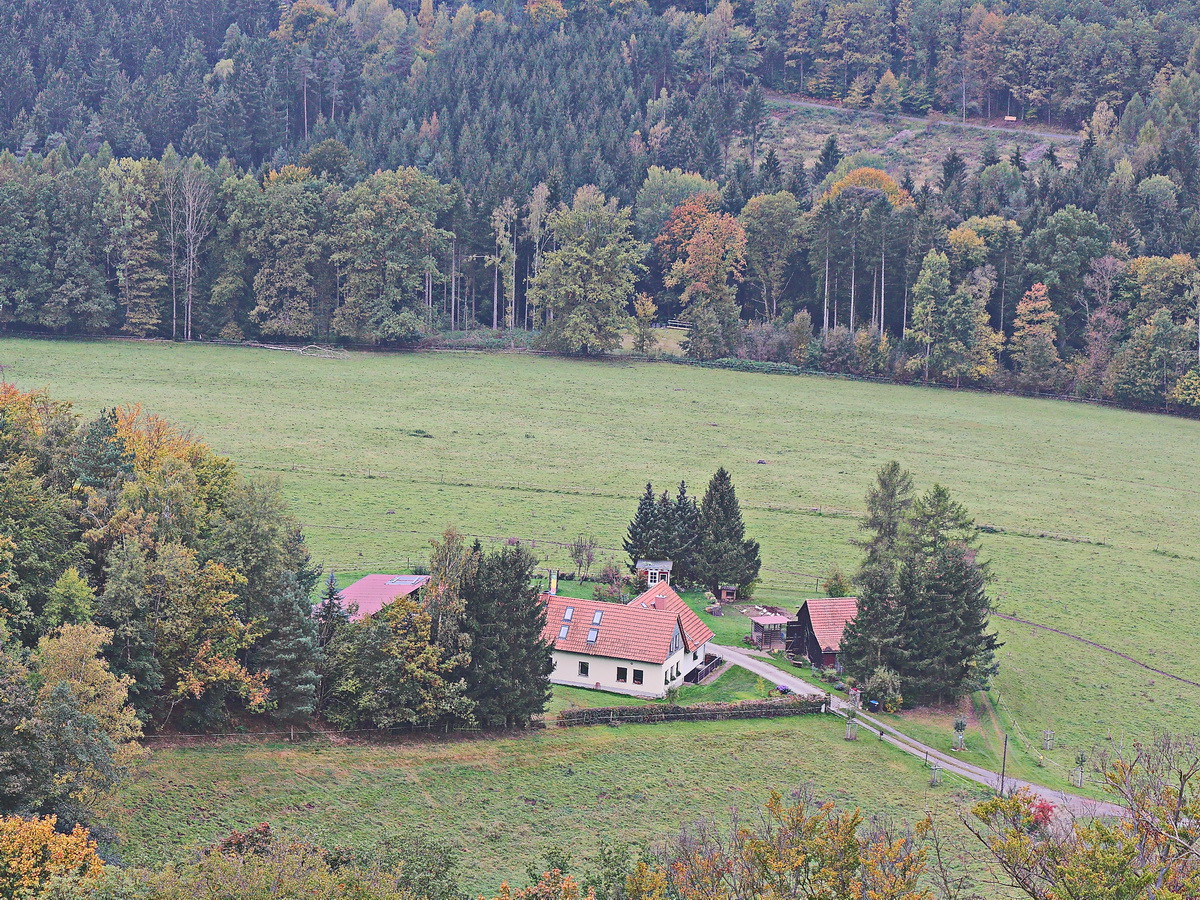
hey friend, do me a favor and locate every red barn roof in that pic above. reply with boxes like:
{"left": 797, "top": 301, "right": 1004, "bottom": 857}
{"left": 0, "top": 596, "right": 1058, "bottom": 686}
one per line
{"left": 340, "top": 574, "right": 431, "bottom": 620}
{"left": 628, "top": 582, "right": 715, "bottom": 650}
{"left": 799, "top": 597, "right": 858, "bottom": 652}
{"left": 540, "top": 587, "right": 713, "bottom": 665}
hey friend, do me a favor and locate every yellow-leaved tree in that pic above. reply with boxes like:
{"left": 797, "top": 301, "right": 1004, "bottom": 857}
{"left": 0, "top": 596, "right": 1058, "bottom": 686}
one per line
{"left": 0, "top": 815, "right": 104, "bottom": 898}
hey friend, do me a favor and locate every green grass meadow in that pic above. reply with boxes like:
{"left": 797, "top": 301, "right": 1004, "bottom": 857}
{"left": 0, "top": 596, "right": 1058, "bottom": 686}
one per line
{"left": 111, "top": 716, "right": 984, "bottom": 894}
{"left": 4, "top": 337, "right": 1198, "bottom": 857}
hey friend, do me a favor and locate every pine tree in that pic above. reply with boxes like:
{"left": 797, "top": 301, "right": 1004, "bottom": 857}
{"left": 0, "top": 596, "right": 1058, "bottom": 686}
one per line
{"left": 671, "top": 481, "right": 701, "bottom": 586}
{"left": 459, "top": 545, "right": 553, "bottom": 728}
{"left": 256, "top": 571, "right": 320, "bottom": 723}
{"left": 813, "top": 135, "right": 842, "bottom": 182}
{"left": 313, "top": 572, "right": 351, "bottom": 649}
{"left": 624, "top": 483, "right": 658, "bottom": 569}
{"left": 71, "top": 409, "right": 132, "bottom": 491}
{"left": 696, "top": 468, "right": 761, "bottom": 594}
{"left": 841, "top": 462, "right": 913, "bottom": 684}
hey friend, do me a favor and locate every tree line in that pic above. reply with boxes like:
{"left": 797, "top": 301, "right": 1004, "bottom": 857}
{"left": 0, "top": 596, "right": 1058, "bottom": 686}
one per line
{"left": 0, "top": 385, "right": 553, "bottom": 835}
{"left": 4, "top": 1, "right": 1200, "bottom": 412}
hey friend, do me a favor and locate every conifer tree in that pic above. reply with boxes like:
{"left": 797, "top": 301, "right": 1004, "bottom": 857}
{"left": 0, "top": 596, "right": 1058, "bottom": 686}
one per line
{"left": 624, "top": 483, "right": 658, "bottom": 569}
{"left": 671, "top": 481, "right": 701, "bottom": 585}
{"left": 459, "top": 544, "right": 553, "bottom": 728}
{"left": 313, "top": 572, "right": 351, "bottom": 650}
{"left": 696, "top": 468, "right": 761, "bottom": 594}
{"left": 71, "top": 409, "right": 133, "bottom": 491}
{"left": 841, "top": 462, "right": 913, "bottom": 682}
{"left": 256, "top": 571, "right": 320, "bottom": 723}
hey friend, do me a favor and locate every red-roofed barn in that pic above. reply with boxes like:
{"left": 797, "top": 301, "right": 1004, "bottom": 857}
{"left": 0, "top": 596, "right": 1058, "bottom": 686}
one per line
{"left": 540, "top": 582, "right": 716, "bottom": 698}
{"left": 340, "top": 574, "right": 431, "bottom": 620}
{"left": 786, "top": 597, "right": 858, "bottom": 672}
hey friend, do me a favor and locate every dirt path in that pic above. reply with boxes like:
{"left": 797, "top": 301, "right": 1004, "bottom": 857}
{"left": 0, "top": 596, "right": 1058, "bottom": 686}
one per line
{"left": 765, "top": 92, "right": 1082, "bottom": 143}
{"left": 716, "top": 644, "right": 1124, "bottom": 818}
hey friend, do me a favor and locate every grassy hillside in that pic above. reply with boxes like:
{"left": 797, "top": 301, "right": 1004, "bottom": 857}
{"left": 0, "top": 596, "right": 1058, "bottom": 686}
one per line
{"left": 4, "top": 338, "right": 1198, "bottom": 781}
{"left": 109, "top": 717, "right": 985, "bottom": 894}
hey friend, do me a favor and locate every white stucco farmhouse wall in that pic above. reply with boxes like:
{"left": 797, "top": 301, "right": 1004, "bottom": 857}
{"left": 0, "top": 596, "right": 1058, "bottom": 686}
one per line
{"left": 548, "top": 641, "right": 711, "bottom": 699}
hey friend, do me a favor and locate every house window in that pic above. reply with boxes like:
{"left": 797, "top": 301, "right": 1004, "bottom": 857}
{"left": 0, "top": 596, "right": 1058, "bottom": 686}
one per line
{"left": 592, "top": 610, "right": 603, "bottom": 625}
{"left": 558, "top": 624, "right": 569, "bottom": 639}
{"left": 586, "top": 628, "right": 598, "bottom": 643}
{"left": 693, "top": 651, "right": 699, "bottom": 661}
{"left": 563, "top": 606, "right": 574, "bottom": 621}
{"left": 664, "top": 672, "right": 669, "bottom": 685}
{"left": 616, "top": 667, "right": 627, "bottom": 683}
{"left": 632, "top": 669, "right": 643, "bottom": 685}
{"left": 578, "top": 661, "right": 589, "bottom": 677}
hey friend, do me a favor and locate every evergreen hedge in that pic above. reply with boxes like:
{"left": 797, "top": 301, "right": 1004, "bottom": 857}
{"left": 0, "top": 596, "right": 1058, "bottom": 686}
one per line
{"left": 556, "top": 694, "right": 828, "bottom": 727}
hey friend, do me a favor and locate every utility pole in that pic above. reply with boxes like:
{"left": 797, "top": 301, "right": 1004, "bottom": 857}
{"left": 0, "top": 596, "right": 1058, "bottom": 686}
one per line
{"left": 999, "top": 734, "right": 1009, "bottom": 796}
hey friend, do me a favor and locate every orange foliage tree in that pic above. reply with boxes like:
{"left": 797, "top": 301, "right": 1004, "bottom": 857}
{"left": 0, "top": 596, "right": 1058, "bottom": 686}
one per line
{"left": 653, "top": 192, "right": 722, "bottom": 267}
{"left": 0, "top": 815, "right": 104, "bottom": 898}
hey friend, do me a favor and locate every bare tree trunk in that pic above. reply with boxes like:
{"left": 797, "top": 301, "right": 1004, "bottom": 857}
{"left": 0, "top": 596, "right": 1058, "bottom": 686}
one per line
{"left": 492, "top": 260, "right": 499, "bottom": 329}
{"left": 849, "top": 231, "right": 857, "bottom": 330}
{"left": 823, "top": 241, "right": 831, "bottom": 332}
{"left": 180, "top": 165, "right": 214, "bottom": 342}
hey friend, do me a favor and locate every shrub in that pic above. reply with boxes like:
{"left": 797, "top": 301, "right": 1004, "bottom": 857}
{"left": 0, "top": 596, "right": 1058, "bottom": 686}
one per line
{"left": 0, "top": 815, "right": 104, "bottom": 898}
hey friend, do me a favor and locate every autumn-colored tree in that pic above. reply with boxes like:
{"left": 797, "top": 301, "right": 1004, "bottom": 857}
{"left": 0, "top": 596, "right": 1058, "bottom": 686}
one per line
{"left": 628, "top": 789, "right": 931, "bottom": 900}
{"left": 631, "top": 293, "right": 658, "bottom": 354}
{"left": 969, "top": 733, "right": 1200, "bottom": 899}
{"left": 1010, "top": 283, "right": 1065, "bottom": 391}
{"left": 653, "top": 192, "right": 721, "bottom": 268}
{"left": 32, "top": 623, "right": 143, "bottom": 755}
{"left": 0, "top": 815, "right": 104, "bottom": 898}
{"left": 491, "top": 870, "right": 595, "bottom": 900}
{"left": 667, "top": 211, "right": 746, "bottom": 360}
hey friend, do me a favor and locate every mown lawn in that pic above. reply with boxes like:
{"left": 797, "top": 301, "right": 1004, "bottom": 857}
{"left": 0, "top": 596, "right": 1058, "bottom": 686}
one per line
{"left": 109, "top": 716, "right": 987, "bottom": 895}
{"left": 5, "top": 339, "right": 1198, "bottom": 778}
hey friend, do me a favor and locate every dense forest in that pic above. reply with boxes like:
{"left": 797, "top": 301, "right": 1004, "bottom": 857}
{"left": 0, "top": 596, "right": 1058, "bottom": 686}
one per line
{"left": 2, "top": 0, "right": 1200, "bottom": 411}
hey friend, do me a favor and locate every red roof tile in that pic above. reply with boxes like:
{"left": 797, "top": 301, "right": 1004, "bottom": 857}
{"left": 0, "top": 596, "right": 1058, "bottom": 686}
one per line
{"left": 800, "top": 597, "right": 858, "bottom": 652}
{"left": 341, "top": 574, "right": 431, "bottom": 620}
{"left": 628, "top": 583, "right": 715, "bottom": 652}
{"left": 541, "top": 593, "right": 695, "bottom": 665}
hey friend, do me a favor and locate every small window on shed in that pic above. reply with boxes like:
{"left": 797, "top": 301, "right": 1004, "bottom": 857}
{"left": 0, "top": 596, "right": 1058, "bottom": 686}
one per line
{"left": 591, "top": 610, "right": 603, "bottom": 625}
{"left": 563, "top": 606, "right": 574, "bottom": 621}
{"left": 558, "top": 624, "right": 569, "bottom": 639}
{"left": 586, "top": 628, "right": 599, "bottom": 643}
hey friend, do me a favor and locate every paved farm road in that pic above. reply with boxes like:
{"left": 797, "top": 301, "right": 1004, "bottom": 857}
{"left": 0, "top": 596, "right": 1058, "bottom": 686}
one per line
{"left": 717, "top": 644, "right": 1125, "bottom": 819}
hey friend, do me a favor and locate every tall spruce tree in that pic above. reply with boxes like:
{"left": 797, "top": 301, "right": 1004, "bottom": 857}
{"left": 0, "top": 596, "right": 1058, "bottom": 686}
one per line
{"left": 624, "top": 483, "right": 658, "bottom": 569}
{"left": 696, "top": 468, "right": 761, "bottom": 594}
{"left": 256, "top": 571, "right": 320, "bottom": 723}
{"left": 671, "top": 481, "right": 701, "bottom": 585}
{"left": 459, "top": 544, "right": 553, "bottom": 728}
{"left": 841, "top": 462, "right": 915, "bottom": 683}
{"left": 843, "top": 470, "right": 1000, "bottom": 705}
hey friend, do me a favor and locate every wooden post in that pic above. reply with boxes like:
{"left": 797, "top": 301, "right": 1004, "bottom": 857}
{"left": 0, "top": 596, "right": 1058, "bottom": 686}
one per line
{"left": 999, "top": 734, "right": 1009, "bottom": 795}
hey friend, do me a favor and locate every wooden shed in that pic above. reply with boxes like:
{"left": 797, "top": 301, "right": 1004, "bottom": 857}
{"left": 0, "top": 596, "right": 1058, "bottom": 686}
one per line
{"left": 749, "top": 614, "right": 790, "bottom": 650}
{"left": 785, "top": 597, "right": 858, "bottom": 671}
{"left": 635, "top": 559, "right": 673, "bottom": 586}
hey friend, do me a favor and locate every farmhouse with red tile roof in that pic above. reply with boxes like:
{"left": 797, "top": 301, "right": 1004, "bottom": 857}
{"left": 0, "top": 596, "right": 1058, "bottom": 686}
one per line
{"left": 540, "top": 583, "right": 715, "bottom": 698}
{"left": 339, "top": 574, "right": 431, "bottom": 620}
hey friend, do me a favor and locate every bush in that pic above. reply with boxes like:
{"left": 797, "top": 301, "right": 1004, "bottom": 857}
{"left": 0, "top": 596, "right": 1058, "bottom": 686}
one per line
{"left": 557, "top": 695, "right": 826, "bottom": 727}
{"left": 0, "top": 816, "right": 104, "bottom": 898}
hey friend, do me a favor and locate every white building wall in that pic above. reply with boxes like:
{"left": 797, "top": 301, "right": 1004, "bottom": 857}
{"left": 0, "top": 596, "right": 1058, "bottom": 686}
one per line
{"left": 549, "top": 642, "right": 712, "bottom": 700}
